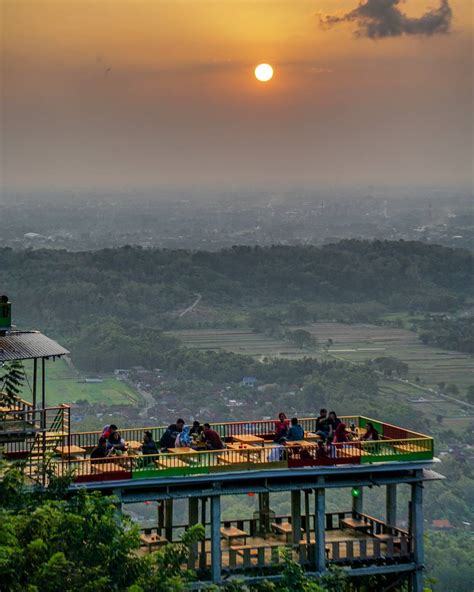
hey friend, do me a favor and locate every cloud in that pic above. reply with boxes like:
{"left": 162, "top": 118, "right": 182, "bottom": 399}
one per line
{"left": 319, "top": 0, "right": 452, "bottom": 39}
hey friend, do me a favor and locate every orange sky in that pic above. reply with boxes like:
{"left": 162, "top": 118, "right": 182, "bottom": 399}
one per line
{"left": 2, "top": 0, "right": 473, "bottom": 189}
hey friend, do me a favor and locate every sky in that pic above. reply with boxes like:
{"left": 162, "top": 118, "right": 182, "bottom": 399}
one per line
{"left": 1, "top": 0, "right": 473, "bottom": 190}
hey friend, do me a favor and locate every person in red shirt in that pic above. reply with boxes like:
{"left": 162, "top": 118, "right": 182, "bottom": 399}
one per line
{"left": 274, "top": 412, "right": 289, "bottom": 442}
{"left": 203, "top": 423, "right": 225, "bottom": 449}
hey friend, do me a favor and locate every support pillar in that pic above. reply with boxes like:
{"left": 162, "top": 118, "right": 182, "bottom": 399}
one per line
{"left": 386, "top": 484, "right": 397, "bottom": 526}
{"left": 199, "top": 497, "right": 207, "bottom": 570}
{"left": 304, "top": 490, "right": 311, "bottom": 545}
{"left": 41, "top": 358, "right": 46, "bottom": 429}
{"left": 164, "top": 499, "right": 173, "bottom": 542}
{"left": 411, "top": 479, "right": 424, "bottom": 592}
{"left": 188, "top": 497, "right": 199, "bottom": 568}
{"left": 291, "top": 490, "right": 302, "bottom": 544}
{"left": 352, "top": 486, "right": 364, "bottom": 516}
{"left": 258, "top": 492, "right": 271, "bottom": 535}
{"left": 32, "top": 358, "right": 38, "bottom": 413}
{"left": 210, "top": 495, "right": 222, "bottom": 584}
{"left": 314, "top": 478, "right": 326, "bottom": 574}
{"left": 158, "top": 501, "right": 164, "bottom": 535}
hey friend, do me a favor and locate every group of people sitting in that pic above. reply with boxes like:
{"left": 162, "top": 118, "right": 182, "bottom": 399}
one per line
{"left": 274, "top": 410, "right": 379, "bottom": 445}
{"left": 159, "top": 419, "right": 225, "bottom": 451}
{"left": 90, "top": 412, "right": 379, "bottom": 461}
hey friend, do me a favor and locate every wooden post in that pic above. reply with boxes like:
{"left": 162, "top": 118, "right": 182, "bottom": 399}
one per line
{"left": 386, "top": 484, "right": 397, "bottom": 526}
{"left": 200, "top": 497, "right": 207, "bottom": 570}
{"left": 315, "top": 478, "right": 326, "bottom": 574}
{"left": 291, "top": 490, "right": 302, "bottom": 544}
{"left": 188, "top": 497, "right": 199, "bottom": 569}
{"left": 411, "top": 479, "right": 424, "bottom": 592}
{"left": 164, "top": 499, "right": 173, "bottom": 542}
{"left": 210, "top": 495, "right": 222, "bottom": 584}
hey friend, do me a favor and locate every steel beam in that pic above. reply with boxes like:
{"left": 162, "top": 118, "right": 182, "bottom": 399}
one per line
{"left": 386, "top": 483, "right": 397, "bottom": 526}
{"left": 314, "top": 478, "right": 326, "bottom": 573}
{"left": 291, "top": 490, "right": 302, "bottom": 544}
{"left": 411, "top": 479, "right": 424, "bottom": 592}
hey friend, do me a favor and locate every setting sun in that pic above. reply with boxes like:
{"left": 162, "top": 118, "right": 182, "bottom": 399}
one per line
{"left": 255, "top": 63, "right": 273, "bottom": 82}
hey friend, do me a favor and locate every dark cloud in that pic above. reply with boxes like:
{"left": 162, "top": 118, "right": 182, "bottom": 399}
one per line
{"left": 319, "top": 0, "right": 452, "bottom": 39}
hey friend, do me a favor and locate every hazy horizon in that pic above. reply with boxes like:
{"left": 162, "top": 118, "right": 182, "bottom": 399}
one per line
{"left": 2, "top": 0, "right": 473, "bottom": 191}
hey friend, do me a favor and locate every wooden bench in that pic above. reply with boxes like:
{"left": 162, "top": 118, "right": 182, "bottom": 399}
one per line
{"left": 271, "top": 521, "right": 304, "bottom": 542}
{"left": 340, "top": 517, "right": 371, "bottom": 533}
{"left": 220, "top": 526, "right": 247, "bottom": 545}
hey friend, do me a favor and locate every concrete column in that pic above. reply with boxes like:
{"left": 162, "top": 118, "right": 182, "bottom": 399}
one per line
{"left": 352, "top": 486, "right": 364, "bottom": 516}
{"left": 386, "top": 484, "right": 397, "bottom": 526}
{"left": 291, "top": 490, "right": 302, "bottom": 544}
{"left": 411, "top": 480, "right": 424, "bottom": 592}
{"left": 304, "top": 490, "right": 311, "bottom": 545}
{"left": 314, "top": 480, "right": 326, "bottom": 573}
{"left": 210, "top": 495, "right": 222, "bottom": 584}
{"left": 258, "top": 492, "right": 271, "bottom": 535}
{"left": 164, "top": 499, "right": 173, "bottom": 542}
{"left": 188, "top": 497, "right": 199, "bottom": 568}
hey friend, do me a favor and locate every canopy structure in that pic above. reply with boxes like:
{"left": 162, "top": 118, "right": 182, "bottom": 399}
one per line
{"left": 0, "top": 331, "right": 69, "bottom": 362}
{"left": 0, "top": 331, "right": 69, "bottom": 411}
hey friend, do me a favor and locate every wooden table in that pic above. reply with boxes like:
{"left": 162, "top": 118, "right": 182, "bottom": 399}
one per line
{"left": 232, "top": 434, "right": 265, "bottom": 447}
{"left": 227, "top": 442, "right": 261, "bottom": 461}
{"left": 91, "top": 462, "right": 128, "bottom": 474}
{"left": 217, "top": 452, "right": 249, "bottom": 465}
{"left": 304, "top": 432, "right": 321, "bottom": 441}
{"left": 271, "top": 521, "right": 304, "bottom": 543}
{"left": 167, "top": 447, "right": 196, "bottom": 455}
{"left": 140, "top": 533, "right": 168, "bottom": 553}
{"left": 54, "top": 445, "right": 87, "bottom": 458}
{"left": 220, "top": 526, "right": 247, "bottom": 545}
{"left": 284, "top": 440, "right": 317, "bottom": 448}
{"left": 127, "top": 440, "right": 143, "bottom": 451}
{"left": 156, "top": 457, "right": 189, "bottom": 468}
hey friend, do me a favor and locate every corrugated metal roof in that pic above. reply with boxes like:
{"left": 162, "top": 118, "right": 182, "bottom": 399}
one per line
{"left": 0, "top": 331, "right": 69, "bottom": 362}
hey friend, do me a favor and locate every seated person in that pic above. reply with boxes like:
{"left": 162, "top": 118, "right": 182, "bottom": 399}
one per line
{"left": 203, "top": 423, "right": 225, "bottom": 450}
{"left": 101, "top": 423, "right": 118, "bottom": 440}
{"left": 287, "top": 417, "right": 304, "bottom": 441}
{"left": 361, "top": 422, "right": 379, "bottom": 441}
{"left": 90, "top": 436, "right": 111, "bottom": 461}
{"left": 316, "top": 440, "right": 328, "bottom": 459}
{"left": 189, "top": 420, "right": 201, "bottom": 436}
{"left": 142, "top": 430, "right": 158, "bottom": 455}
{"left": 191, "top": 426, "right": 207, "bottom": 450}
{"left": 315, "top": 409, "right": 331, "bottom": 440}
{"left": 267, "top": 443, "right": 285, "bottom": 462}
{"left": 107, "top": 430, "right": 127, "bottom": 452}
{"left": 159, "top": 418, "right": 185, "bottom": 451}
{"left": 175, "top": 425, "right": 192, "bottom": 447}
{"left": 274, "top": 412, "right": 289, "bottom": 442}
{"left": 328, "top": 411, "right": 341, "bottom": 433}
{"left": 332, "top": 423, "right": 349, "bottom": 444}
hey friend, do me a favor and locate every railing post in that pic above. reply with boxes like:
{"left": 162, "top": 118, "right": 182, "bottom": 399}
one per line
{"left": 386, "top": 484, "right": 397, "bottom": 526}
{"left": 210, "top": 494, "right": 222, "bottom": 584}
{"left": 314, "top": 477, "right": 326, "bottom": 574}
{"left": 411, "top": 476, "right": 424, "bottom": 592}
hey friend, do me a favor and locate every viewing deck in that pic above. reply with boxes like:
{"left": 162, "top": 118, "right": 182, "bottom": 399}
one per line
{"left": 1, "top": 413, "right": 434, "bottom": 486}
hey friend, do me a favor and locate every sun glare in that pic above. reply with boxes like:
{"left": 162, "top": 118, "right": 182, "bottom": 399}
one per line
{"left": 255, "top": 63, "right": 273, "bottom": 82}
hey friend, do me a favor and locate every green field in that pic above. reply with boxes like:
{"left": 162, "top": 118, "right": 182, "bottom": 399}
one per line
{"left": 19, "top": 358, "right": 141, "bottom": 407}
{"left": 169, "top": 328, "right": 314, "bottom": 359}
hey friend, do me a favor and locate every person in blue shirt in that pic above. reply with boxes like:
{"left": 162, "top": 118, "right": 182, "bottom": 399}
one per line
{"left": 287, "top": 417, "right": 304, "bottom": 441}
